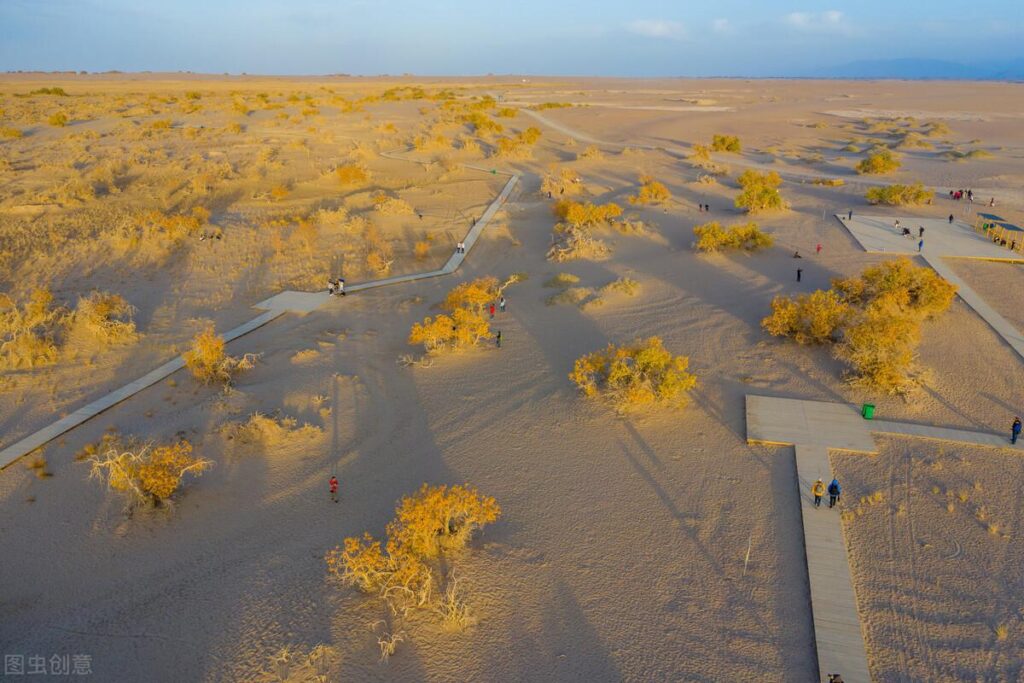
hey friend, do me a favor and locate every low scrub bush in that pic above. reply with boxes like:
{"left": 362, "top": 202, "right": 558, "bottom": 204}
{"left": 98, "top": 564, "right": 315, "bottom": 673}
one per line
{"left": 570, "top": 337, "right": 697, "bottom": 413}
{"left": 47, "top": 111, "right": 69, "bottom": 127}
{"left": 183, "top": 327, "right": 256, "bottom": 385}
{"left": 693, "top": 221, "right": 773, "bottom": 252}
{"left": 865, "top": 182, "right": 933, "bottom": 206}
{"left": 72, "top": 292, "right": 138, "bottom": 344}
{"left": 711, "top": 134, "right": 741, "bottom": 153}
{"left": 856, "top": 149, "right": 901, "bottom": 174}
{"left": 540, "top": 168, "right": 582, "bottom": 197}
{"left": 734, "top": 170, "right": 786, "bottom": 213}
{"left": 336, "top": 163, "right": 370, "bottom": 186}
{"left": 628, "top": 175, "right": 671, "bottom": 205}
{"left": 1, "top": 126, "right": 23, "bottom": 138}
{"left": 0, "top": 288, "right": 65, "bottom": 370}
{"left": 553, "top": 199, "right": 622, "bottom": 228}
{"left": 762, "top": 290, "right": 851, "bottom": 344}
{"left": 577, "top": 145, "right": 603, "bottom": 160}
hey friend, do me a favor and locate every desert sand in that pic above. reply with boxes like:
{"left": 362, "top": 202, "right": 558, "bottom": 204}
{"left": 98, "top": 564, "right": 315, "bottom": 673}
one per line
{"left": 1, "top": 75, "right": 1023, "bottom": 681}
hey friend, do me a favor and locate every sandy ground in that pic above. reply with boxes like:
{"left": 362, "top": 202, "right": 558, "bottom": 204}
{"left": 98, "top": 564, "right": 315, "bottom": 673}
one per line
{"left": 1, "top": 75, "right": 1023, "bottom": 681}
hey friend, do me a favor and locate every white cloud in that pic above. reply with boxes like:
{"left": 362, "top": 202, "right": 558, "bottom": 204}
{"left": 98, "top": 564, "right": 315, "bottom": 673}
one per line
{"left": 626, "top": 19, "right": 686, "bottom": 40}
{"left": 785, "top": 10, "right": 848, "bottom": 32}
{"left": 712, "top": 18, "right": 732, "bottom": 34}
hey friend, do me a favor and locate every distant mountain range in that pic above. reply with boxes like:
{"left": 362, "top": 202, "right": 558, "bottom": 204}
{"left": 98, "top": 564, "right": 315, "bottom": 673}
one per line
{"left": 807, "top": 58, "right": 1024, "bottom": 81}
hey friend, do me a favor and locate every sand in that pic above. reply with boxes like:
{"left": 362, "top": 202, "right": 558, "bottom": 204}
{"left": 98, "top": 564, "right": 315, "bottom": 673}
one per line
{"left": 1, "top": 75, "right": 1023, "bottom": 681}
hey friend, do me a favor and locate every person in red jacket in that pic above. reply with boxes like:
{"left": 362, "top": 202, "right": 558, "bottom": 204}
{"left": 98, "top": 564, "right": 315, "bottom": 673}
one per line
{"left": 329, "top": 475, "right": 339, "bottom": 503}
{"left": 489, "top": 303, "right": 496, "bottom": 319}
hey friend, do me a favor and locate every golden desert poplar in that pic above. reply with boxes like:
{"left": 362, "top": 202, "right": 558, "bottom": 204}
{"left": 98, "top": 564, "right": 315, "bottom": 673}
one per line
{"left": 570, "top": 337, "right": 697, "bottom": 412}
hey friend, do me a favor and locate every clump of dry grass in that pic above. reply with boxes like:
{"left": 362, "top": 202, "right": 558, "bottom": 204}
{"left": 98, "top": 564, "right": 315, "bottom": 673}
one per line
{"left": 600, "top": 277, "right": 640, "bottom": 297}
{"left": 71, "top": 292, "right": 138, "bottom": 344}
{"left": 221, "top": 412, "right": 322, "bottom": 449}
{"left": 372, "top": 192, "right": 414, "bottom": 216}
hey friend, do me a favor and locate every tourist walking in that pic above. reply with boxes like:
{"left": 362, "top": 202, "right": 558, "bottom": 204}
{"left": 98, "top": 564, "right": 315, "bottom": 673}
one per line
{"left": 489, "top": 303, "right": 496, "bottom": 319}
{"left": 797, "top": 268, "right": 803, "bottom": 282}
{"left": 1012, "top": 417, "right": 1022, "bottom": 445}
{"left": 848, "top": 209, "right": 853, "bottom": 220}
{"left": 949, "top": 214, "right": 954, "bottom": 224}
{"left": 828, "top": 478, "right": 841, "bottom": 508}
{"left": 337, "top": 278, "right": 345, "bottom": 296}
{"left": 919, "top": 226, "right": 925, "bottom": 238}
{"left": 918, "top": 239, "right": 924, "bottom": 252}
{"left": 495, "top": 330, "right": 502, "bottom": 348}
{"left": 499, "top": 296, "right": 506, "bottom": 313}
{"left": 816, "top": 243, "right": 822, "bottom": 255}
{"left": 329, "top": 475, "right": 339, "bottom": 503}
{"left": 812, "top": 479, "right": 825, "bottom": 508}
{"left": 894, "top": 219, "right": 900, "bottom": 233}
{"left": 327, "top": 279, "right": 336, "bottom": 296}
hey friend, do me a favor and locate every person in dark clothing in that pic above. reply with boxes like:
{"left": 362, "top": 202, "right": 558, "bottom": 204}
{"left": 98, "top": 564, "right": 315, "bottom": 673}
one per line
{"left": 1012, "top": 417, "right": 1022, "bottom": 445}
{"left": 495, "top": 330, "right": 502, "bottom": 348}
{"left": 918, "top": 226, "right": 925, "bottom": 238}
{"left": 329, "top": 476, "right": 339, "bottom": 503}
{"left": 828, "top": 478, "right": 841, "bottom": 508}
{"left": 848, "top": 210, "right": 853, "bottom": 220}
{"left": 949, "top": 214, "right": 954, "bottom": 224}
{"left": 797, "top": 268, "right": 803, "bottom": 282}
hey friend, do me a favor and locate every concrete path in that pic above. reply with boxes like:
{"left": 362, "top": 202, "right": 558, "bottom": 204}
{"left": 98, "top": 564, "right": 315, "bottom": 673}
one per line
{"left": 836, "top": 214, "right": 1024, "bottom": 363}
{"left": 745, "top": 394, "right": 1019, "bottom": 682}
{"left": 0, "top": 173, "right": 519, "bottom": 470}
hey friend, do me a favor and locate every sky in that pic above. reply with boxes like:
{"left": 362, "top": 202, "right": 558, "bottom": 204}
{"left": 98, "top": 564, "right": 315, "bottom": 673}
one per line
{"left": 0, "top": 0, "right": 1021, "bottom": 77}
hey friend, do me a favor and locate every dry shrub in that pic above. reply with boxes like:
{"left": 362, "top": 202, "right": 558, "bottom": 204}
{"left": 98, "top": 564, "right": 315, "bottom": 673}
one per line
{"left": 577, "top": 145, "right": 603, "bottom": 160}
{"left": 413, "top": 133, "right": 450, "bottom": 152}
{"left": 372, "top": 192, "right": 414, "bottom": 216}
{"left": 336, "top": 163, "right": 370, "bottom": 186}
{"left": 734, "top": 170, "right": 786, "bottom": 213}
{"left": 183, "top": 327, "right": 256, "bottom": 385}
{"left": 540, "top": 168, "right": 583, "bottom": 197}
{"left": 363, "top": 222, "right": 395, "bottom": 274}
{"left": 711, "top": 134, "right": 741, "bottom": 152}
{"left": 460, "top": 111, "right": 503, "bottom": 135}
{"left": 763, "top": 258, "right": 956, "bottom": 393}
{"left": 87, "top": 438, "right": 211, "bottom": 508}
{"left": 690, "top": 143, "right": 712, "bottom": 165}
{"left": 856, "top": 149, "right": 901, "bottom": 174}
{"left": 544, "top": 273, "right": 580, "bottom": 288}
{"left": 628, "top": 175, "right": 671, "bottom": 205}
{"left": 413, "top": 240, "right": 430, "bottom": 260}
{"left": 492, "top": 127, "right": 542, "bottom": 158}
{"left": 553, "top": 199, "right": 622, "bottom": 228}
{"left": 48, "top": 112, "right": 68, "bottom": 127}
{"left": 570, "top": 337, "right": 697, "bottom": 413}
{"left": 0, "top": 288, "right": 65, "bottom": 369}
{"left": 221, "top": 412, "right": 321, "bottom": 448}
{"left": 547, "top": 228, "right": 611, "bottom": 262}
{"left": 546, "top": 286, "right": 592, "bottom": 307}
{"left": 865, "top": 183, "right": 933, "bottom": 206}
{"left": 600, "top": 277, "right": 640, "bottom": 297}
{"left": 693, "top": 221, "right": 773, "bottom": 252}
{"left": 125, "top": 207, "right": 208, "bottom": 250}
{"left": 495, "top": 107, "right": 517, "bottom": 118}
{"left": 72, "top": 292, "right": 137, "bottom": 344}
{"left": 1, "top": 126, "right": 23, "bottom": 138}
{"left": 812, "top": 178, "right": 845, "bottom": 187}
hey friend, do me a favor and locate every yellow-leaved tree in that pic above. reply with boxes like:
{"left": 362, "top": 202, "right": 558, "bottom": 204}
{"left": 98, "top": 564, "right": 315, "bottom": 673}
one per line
{"left": 734, "top": 170, "right": 786, "bottom": 213}
{"left": 570, "top": 337, "right": 697, "bottom": 412}
{"left": 762, "top": 257, "right": 956, "bottom": 393}
{"left": 409, "top": 276, "right": 513, "bottom": 354}
{"left": 325, "top": 484, "right": 500, "bottom": 650}
{"left": 87, "top": 438, "right": 212, "bottom": 509}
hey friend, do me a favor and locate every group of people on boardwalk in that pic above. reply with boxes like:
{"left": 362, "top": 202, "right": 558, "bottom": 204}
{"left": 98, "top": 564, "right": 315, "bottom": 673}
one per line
{"left": 326, "top": 278, "right": 345, "bottom": 296}
{"left": 811, "top": 478, "right": 842, "bottom": 509}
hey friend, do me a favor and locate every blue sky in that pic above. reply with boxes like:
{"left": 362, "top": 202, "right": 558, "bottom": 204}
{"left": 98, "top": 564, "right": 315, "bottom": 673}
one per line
{"left": 0, "top": 0, "right": 1020, "bottom": 76}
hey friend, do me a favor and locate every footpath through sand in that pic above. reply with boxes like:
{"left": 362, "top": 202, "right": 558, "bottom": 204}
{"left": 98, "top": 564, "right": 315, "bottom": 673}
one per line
{"left": 0, "top": 172, "right": 519, "bottom": 470}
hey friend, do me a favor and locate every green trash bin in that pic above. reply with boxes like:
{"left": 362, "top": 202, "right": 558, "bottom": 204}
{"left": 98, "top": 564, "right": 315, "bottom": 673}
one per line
{"left": 862, "top": 403, "right": 875, "bottom": 420}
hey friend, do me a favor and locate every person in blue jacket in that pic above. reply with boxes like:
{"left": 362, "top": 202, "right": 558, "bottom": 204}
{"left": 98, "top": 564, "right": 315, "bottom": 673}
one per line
{"left": 828, "top": 478, "right": 841, "bottom": 509}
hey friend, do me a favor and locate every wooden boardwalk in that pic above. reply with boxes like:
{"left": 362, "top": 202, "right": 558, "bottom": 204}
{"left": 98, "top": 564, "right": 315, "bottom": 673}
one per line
{"left": 746, "top": 394, "right": 1019, "bottom": 682}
